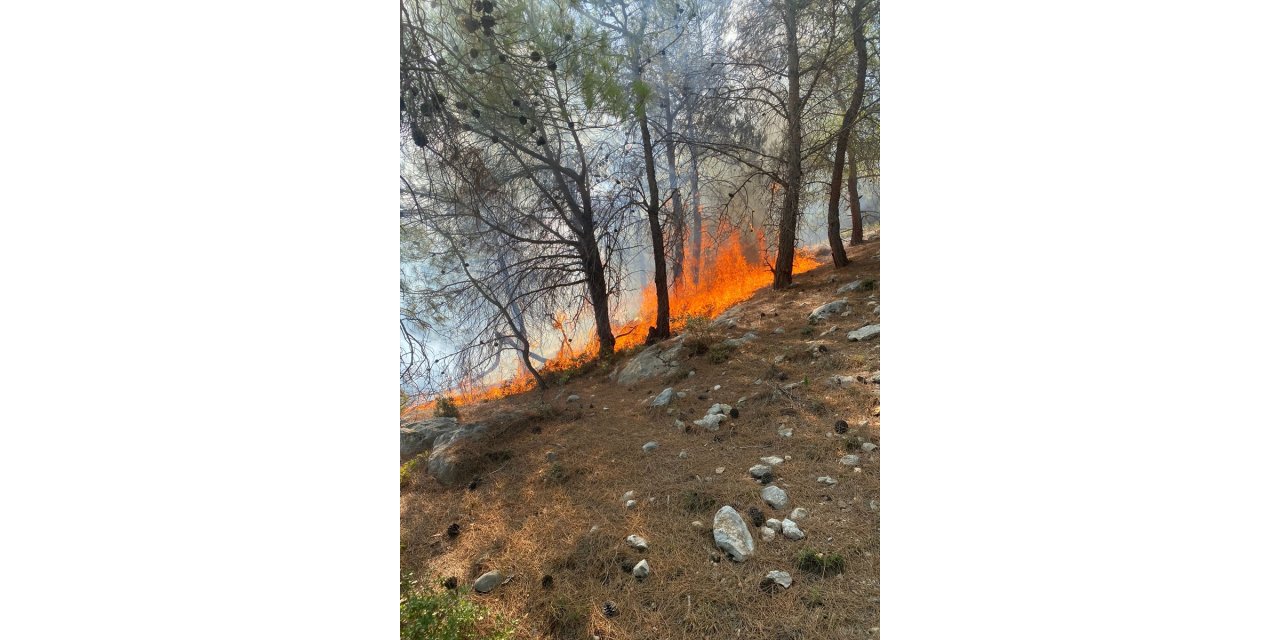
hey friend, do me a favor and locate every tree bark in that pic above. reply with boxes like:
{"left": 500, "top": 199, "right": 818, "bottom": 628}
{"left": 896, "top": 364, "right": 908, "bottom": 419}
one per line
{"left": 662, "top": 90, "right": 686, "bottom": 285}
{"left": 826, "top": 110, "right": 852, "bottom": 267}
{"left": 848, "top": 0, "right": 870, "bottom": 245}
{"left": 773, "top": 0, "right": 803, "bottom": 290}
{"left": 638, "top": 104, "right": 672, "bottom": 339}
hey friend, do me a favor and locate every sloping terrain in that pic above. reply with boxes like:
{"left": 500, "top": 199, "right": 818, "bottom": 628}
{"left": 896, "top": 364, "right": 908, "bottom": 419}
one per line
{"left": 401, "top": 240, "right": 880, "bottom": 640}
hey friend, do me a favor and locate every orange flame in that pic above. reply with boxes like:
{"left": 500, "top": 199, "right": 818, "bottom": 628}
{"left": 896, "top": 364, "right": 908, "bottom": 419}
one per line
{"left": 405, "top": 225, "right": 821, "bottom": 415}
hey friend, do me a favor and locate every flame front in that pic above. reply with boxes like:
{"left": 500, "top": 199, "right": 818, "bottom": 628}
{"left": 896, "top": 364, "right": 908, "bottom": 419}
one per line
{"left": 405, "top": 227, "right": 821, "bottom": 415}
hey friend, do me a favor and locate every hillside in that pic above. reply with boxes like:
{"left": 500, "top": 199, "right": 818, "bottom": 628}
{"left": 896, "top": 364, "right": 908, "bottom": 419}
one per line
{"left": 401, "top": 240, "right": 880, "bottom": 640}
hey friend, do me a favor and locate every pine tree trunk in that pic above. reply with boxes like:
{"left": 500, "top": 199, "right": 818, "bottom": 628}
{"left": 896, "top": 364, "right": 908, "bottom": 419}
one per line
{"left": 773, "top": 0, "right": 802, "bottom": 290}
{"left": 848, "top": 0, "right": 870, "bottom": 245}
{"left": 639, "top": 103, "right": 672, "bottom": 339}
{"left": 662, "top": 90, "right": 686, "bottom": 285}
{"left": 826, "top": 114, "right": 852, "bottom": 267}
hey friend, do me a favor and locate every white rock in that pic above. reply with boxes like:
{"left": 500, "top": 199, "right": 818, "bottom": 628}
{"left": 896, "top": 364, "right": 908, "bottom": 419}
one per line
{"left": 748, "top": 464, "right": 773, "bottom": 479}
{"left": 566, "top": 395, "right": 581, "bottom": 402}
{"left": 847, "top": 324, "right": 881, "bottom": 341}
{"left": 715, "top": 467, "right": 726, "bottom": 474}
{"left": 789, "top": 507, "right": 809, "bottom": 521}
{"left": 694, "top": 414, "right": 727, "bottom": 430}
{"left": 764, "top": 518, "right": 783, "bottom": 532}
{"left": 862, "top": 442, "right": 878, "bottom": 452}
{"left": 632, "top": 559, "right": 651, "bottom": 579}
{"left": 827, "top": 375, "right": 858, "bottom": 387}
{"left": 622, "top": 490, "right": 635, "bottom": 502}
{"left": 642, "top": 441, "right": 659, "bottom": 452}
{"left": 762, "top": 485, "right": 789, "bottom": 510}
{"left": 651, "top": 388, "right": 675, "bottom": 407}
{"left": 712, "top": 505, "right": 755, "bottom": 562}
{"left": 817, "top": 476, "right": 838, "bottom": 486}
{"left": 626, "top": 534, "right": 649, "bottom": 551}
{"left": 713, "top": 384, "right": 721, "bottom": 391}
{"left": 678, "top": 450, "right": 689, "bottom": 459}
{"left": 808, "top": 299, "right": 850, "bottom": 322}
{"left": 760, "top": 456, "right": 784, "bottom": 465}
{"left": 691, "top": 521, "right": 703, "bottom": 528}
{"left": 760, "top": 526, "right": 777, "bottom": 542}
{"left": 840, "top": 454, "right": 860, "bottom": 465}
{"left": 777, "top": 426, "right": 794, "bottom": 438}
{"left": 709, "top": 403, "right": 733, "bottom": 415}
{"left": 781, "top": 519, "right": 805, "bottom": 540}
{"left": 764, "top": 570, "right": 793, "bottom": 588}
{"left": 626, "top": 499, "right": 638, "bottom": 509}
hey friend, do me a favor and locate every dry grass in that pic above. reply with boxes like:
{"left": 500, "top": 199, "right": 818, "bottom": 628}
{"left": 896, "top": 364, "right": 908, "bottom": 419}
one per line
{"left": 402, "top": 241, "right": 882, "bottom": 639}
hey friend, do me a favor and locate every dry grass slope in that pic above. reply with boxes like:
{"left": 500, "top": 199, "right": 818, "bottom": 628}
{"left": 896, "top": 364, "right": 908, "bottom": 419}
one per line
{"left": 402, "top": 241, "right": 881, "bottom": 639}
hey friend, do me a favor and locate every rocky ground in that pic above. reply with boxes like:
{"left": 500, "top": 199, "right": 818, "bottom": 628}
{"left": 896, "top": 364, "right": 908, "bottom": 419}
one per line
{"left": 401, "top": 240, "right": 880, "bottom": 640}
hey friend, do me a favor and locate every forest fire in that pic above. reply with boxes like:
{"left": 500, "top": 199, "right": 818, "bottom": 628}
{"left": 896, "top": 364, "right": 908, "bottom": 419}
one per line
{"left": 404, "top": 231, "right": 822, "bottom": 416}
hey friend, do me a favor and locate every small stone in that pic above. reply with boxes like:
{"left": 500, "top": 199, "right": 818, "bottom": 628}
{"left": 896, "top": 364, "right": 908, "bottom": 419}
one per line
{"left": 869, "top": 500, "right": 878, "bottom": 511}
{"left": 764, "top": 518, "right": 783, "bottom": 532}
{"left": 781, "top": 519, "right": 805, "bottom": 540}
{"left": 749, "top": 464, "right": 773, "bottom": 479}
{"left": 715, "top": 467, "right": 725, "bottom": 474}
{"left": 622, "top": 490, "right": 635, "bottom": 502}
{"left": 567, "top": 395, "right": 580, "bottom": 402}
{"left": 827, "top": 375, "right": 857, "bottom": 387}
{"left": 760, "top": 456, "right": 784, "bottom": 465}
{"left": 473, "top": 570, "right": 504, "bottom": 593}
{"left": 632, "top": 559, "right": 651, "bottom": 579}
{"left": 589, "top": 525, "right": 600, "bottom": 534}
{"left": 817, "top": 476, "right": 838, "bottom": 486}
{"left": 642, "top": 441, "right": 659, "bottom": 452}
{"left": 773, "top": 327, "right": 785, "bottom": 334}
{"left": 760, "top": 526, "right": 777, "bottom": 542}
{"left": 762, "top": 485, "right": 789, "bottom": 510}
{"left": 626, "top": 499, "right": 638, "bottom": 509}
{"left": 651, "top": 387, "right": 675, "bottom": 407}
{"left": 678, "top": 450, "right": 689, "bottom": 459}
{"left": 777, "top": 426, "right": 794, "bottom": 438}
{"left": 691, "top": 521, "right": 703, "bottom": 528}
{"left": 626, "top": 534, "right": 649, "bottom": 551}
{"left": 789, "top": 507, "right": 809, "bottom": 521}
{"left": 862, "top": 442, "right": 878, "bottom": 452}
{"left": 840, "top": 454, "right": 860, "bottom": 465}
{"left": 713, "top": 384, "right": 721, "bottom": 391}
{"left": 763, "top": 570, "right": 793, "bottom": 589}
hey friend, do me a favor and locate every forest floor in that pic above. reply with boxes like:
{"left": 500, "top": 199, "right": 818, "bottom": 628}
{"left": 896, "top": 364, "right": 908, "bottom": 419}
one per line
{"left": 401, "top": 239, "right": 881, "bottom": 640}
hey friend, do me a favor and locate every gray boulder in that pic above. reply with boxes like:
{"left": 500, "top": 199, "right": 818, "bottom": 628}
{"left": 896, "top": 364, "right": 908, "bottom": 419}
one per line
{"left": 642, "top": 441, "right": 659, "bottom": 452}
{"left": 651, "top": 387, "right": 675, "bottom": 407}
{"left": 817, "top": 476, "right": 838, "bottom": 486}
{"left": 473, "top": 570, "right": 503, "bottom": 593}
{"left": 616, "top": 339, "right": 685, "bottom": 385}
{"left": 847, "top": 324, "right": 881, "bottom": 341}
{"left": 837, "top": 279, "right": 874, "bottom": 294}
{"left": 808, "top": 299, "right": 850, "bottom": 323}
{"left": 400, "top": 417, "right": 458, "bottom": 463}
{"left": 840, "top": 454, "right": 861, "bottom": 466}
{"left": 748, "top": 464, "right": 773, "bottom": 479}
{"left": 722, "top": 332, "right": 759, "bottom": 348}
{"left": 762, "top": 485, "right": 789, "bottom": 510}
{"left": 712, "top": 505, "right": 756, "bottom": 562}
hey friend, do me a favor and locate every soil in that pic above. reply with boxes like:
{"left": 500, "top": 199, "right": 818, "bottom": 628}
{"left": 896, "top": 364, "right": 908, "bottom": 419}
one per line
{"left": 402, "top": 240, "right": 881, "bottom": 640}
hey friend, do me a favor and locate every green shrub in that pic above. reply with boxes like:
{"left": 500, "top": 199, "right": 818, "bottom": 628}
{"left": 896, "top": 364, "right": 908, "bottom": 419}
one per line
{"left": 401, "top": 454, "right": 426, "bottom": 487}
{"left": 434, "top": 396, "right": 461, "bottom": 419}
{"left": 796, "top": 548, "right": 846, "bottom": 577}
{"left": 400, "top": 572, "right": 516, "bottom": 640}
{"left": 707, "top": 342, "right": 736, "bottom": 364}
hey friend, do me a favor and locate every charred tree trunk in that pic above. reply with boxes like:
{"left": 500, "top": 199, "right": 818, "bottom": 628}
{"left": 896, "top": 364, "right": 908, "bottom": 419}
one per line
{"left": 848, "top": 0, "right": 870, "bottom": 245}
{"left": 773, "top": 0, "right": 803, "bottom": 290}
{"left": 687, "top": 108, "right": 703, "bottom": 284}
{"left": 579, "top": 207, "right": 617, "bottom": 357}
{"left": 826, "top": 112, "right": 852, "bottom": 267}
{"left": 662, "top": 90, "right": 686, "bottom": 285}
{"left": 638, "top": 103, "right": 672, "bottom": 339}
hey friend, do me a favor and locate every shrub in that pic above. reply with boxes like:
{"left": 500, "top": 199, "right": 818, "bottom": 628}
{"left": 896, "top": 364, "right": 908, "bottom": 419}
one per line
{"left": 796, "top": 548, "right": 846, "bottom": 577}
{"left": 401, "top": 454, "right": 426, "bottom": 487}
{"left": 707, "top": 342, "right": 736, "bottom": 364}
{"left": 434, "top": 396, "right": 461, "bottom": 419}
{"left": 400, "top": 572, "right": 516, "bottom": 640}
